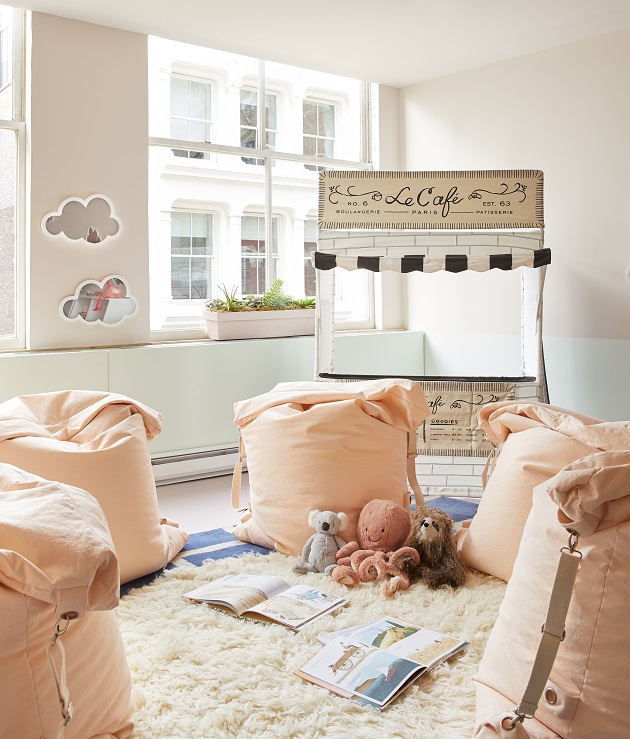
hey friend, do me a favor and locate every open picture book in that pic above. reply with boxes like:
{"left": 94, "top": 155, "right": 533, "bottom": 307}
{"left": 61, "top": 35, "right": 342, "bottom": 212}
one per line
{"left": 182, "top": 573, "right": 347, "bottom": 631}
{"left": 294, "top": 617, "right": 468, "bottom": 709}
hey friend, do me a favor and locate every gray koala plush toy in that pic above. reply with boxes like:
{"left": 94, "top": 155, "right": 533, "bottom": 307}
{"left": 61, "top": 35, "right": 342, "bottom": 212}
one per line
{"left": 292, "top": 509, "right": 349, "bottom": 575}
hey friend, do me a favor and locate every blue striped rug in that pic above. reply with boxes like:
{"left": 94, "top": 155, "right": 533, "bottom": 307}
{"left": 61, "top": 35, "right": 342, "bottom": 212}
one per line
{"left": 121, "top": 496, "right": 477, "bottom": 596}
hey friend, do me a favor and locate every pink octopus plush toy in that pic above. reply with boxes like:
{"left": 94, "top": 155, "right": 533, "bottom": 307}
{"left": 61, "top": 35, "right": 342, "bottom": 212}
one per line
{"left": 330, "top": 499, "right": 419, "bottom": 597}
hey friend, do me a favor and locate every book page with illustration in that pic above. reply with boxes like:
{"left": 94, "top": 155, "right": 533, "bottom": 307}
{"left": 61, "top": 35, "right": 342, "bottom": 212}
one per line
{"left": 245, "top": 583, "right": 346, "bottom": 630}
{"left": 296, "top": 637, "right": 424, "bottom": 709}
{"left": 298, "top": 617, "right": 468, "bottom": 708}
{"left": 182, "top": 573, "right": 290, "bottom": 616}
{"left": 183, "top": 574, "right": 346, "bottom": 630}
{"left": 349, "top": 617, "right": 467, "bottom": 669}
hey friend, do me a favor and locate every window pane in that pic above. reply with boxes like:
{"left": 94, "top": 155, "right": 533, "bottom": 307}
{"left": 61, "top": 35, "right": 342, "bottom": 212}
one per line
{"left": 266, "top": 94, "right": 277, "bottom": 129}
{"left": 189, "top": 120, "right": 210, "bottom": 143}
{"left": 170, "top": 78, "right": 189, "bottom": 118}
{"left": 242, "top": 257, "right": 264, "bottom": 295}
{"left": 0, "top": 127, "right": 16, "bottom": 338}
{"left": 240, "top": 90, "right": 257, "bottom": 126}
{"left": 303, "top": 101, "right": 317, "bottom": 135}
{"left": 171, "top": 256, "right": 191, "bottom": 299}
{"left": 171, "top": 235, "right": 190, "bottom": 254}
{"left": 318, "top": 137, "right": 334, "bottom": 158}
{"left": 190, "top": 256, "right": 211, "bottom": 299}
{"left": 191, "top": 212, "right": 212, "bottom": 254}
{"left": 318, "top": 103, "right": 335, "bottom": 137}
{"left": 190, "top": 81, "right": 211, "bottom": 121}
{"left": 241, "top": 215, "right": 261, "bottom": 242}
{"left": 303, "top": 136, "right": 316, "bottom": 157}
{"left": 170, "top": 117, "right": 189, "bottom": 140}
{"left": 241, "top": 127, "right": 256, "bottom": 149}
{"left": 171, "top": 212, "right": 191, "bottom": 254}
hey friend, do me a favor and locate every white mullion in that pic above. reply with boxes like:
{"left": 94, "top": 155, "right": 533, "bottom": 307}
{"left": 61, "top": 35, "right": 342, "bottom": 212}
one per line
{"left": 149, "top": 136, "right": 371, "bottom": 170}
{"left": 259, "top": 60, "right": 273, "bottom": 291}
{"left": 264, "top": 159, "right": 273, "bottom": 292}
{"left": 12, "top": 9, "right": 25, "bottom": 122}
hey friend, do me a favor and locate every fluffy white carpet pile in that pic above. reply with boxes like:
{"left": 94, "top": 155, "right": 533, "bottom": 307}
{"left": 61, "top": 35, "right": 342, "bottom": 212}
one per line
{"left": 117, "top": 553, "right": 506, "bottom": 739}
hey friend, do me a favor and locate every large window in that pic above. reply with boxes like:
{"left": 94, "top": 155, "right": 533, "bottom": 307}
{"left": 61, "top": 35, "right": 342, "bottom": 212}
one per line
{"left": 0, "top": 5, "right": 24, "bottom": 350}
{"left": 148, "top": 37, "right": 373, "bottom": 338}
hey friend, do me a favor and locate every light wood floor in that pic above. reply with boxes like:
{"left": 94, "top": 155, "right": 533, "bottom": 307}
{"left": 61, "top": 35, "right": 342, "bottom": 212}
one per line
{"left": 156, "top": 473, "right": 250, "bottom": 534}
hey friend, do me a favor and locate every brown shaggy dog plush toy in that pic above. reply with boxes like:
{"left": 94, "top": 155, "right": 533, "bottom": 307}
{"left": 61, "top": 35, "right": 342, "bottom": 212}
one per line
{"left": 401, "top": 506, "right": 467, "bottom": 589}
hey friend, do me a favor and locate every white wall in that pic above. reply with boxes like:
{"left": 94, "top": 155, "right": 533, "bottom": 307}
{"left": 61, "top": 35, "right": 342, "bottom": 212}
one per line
{"left": 400, "top": 28, "right": 630, "bottom": 419}
{"left": 28, "top": 14, "right": 150, "bottom": 349}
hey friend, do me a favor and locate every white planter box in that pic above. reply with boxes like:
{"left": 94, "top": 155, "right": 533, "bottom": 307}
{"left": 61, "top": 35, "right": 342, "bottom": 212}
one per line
{"left": 203, "top": 309, "right": 315, "bottom": 340}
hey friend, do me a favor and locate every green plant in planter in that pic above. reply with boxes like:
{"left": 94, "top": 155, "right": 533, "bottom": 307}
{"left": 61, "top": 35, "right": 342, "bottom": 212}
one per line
{"left": 205, "top": 280, "right": 315, "bottom": 312}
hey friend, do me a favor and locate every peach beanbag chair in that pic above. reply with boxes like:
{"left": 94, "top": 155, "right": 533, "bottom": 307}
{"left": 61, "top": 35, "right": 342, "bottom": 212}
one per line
{"left": 473, "top": 450, "right": 630, "bottom": 738}
{"left": 457, "top": 402, "right": 630, "bottom": 581}
{"left": 0, "top": 390, "right": 189, "bottom": 583}
{"left": 232, "top": 379, "right": 429, "bottom": 556}
{"left": 0, "top": 463, "right": 134, "bottom": 738}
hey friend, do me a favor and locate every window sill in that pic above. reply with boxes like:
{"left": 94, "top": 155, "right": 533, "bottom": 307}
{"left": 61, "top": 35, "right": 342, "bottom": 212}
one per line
{"left": 150, "top": 328, "right": 207, "bottom": 343}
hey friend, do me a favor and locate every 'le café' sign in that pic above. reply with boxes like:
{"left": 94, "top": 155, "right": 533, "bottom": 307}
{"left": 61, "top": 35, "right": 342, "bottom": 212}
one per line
{"left": 318, "top": 169, "right": 544, "bottom": 230}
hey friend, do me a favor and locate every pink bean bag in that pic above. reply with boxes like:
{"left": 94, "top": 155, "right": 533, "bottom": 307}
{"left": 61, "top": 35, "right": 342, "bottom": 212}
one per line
{"left": 457, "top": 401, "right": 630, "bottom": 581}
{"left": 232, "top": 379, "right": 429, "bottom": 556}
{"left": 0, "top": 390, "right": 189, "bottom": 583}
{"left": 0, "top": 463, "right": 134, "bottom": 738}
{"left": 473, "top": 450, "right": 630, "bottom": 738}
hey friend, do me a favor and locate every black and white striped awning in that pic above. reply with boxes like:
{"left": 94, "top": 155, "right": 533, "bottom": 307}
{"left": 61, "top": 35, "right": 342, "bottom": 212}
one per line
{"left": 313, "top": 248, "right": 551, "bottom": 273}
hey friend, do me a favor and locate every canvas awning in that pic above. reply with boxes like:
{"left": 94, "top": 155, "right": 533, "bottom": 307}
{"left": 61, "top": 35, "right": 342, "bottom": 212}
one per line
{"left": 312, "top": 248, "right": 551, "bottom": 273}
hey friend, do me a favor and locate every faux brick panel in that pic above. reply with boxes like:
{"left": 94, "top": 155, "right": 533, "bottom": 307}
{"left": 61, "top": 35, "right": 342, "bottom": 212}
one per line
{"left": 445, "top": 475, "right": 484, "bottom": 487}
{"left": 433, "top": 464, "right": 475, "bottom": 476}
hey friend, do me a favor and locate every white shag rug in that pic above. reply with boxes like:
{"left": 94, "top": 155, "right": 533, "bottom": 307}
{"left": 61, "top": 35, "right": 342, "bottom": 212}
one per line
{"left": 117, "top": 553, "right": 506, "bottom": 739}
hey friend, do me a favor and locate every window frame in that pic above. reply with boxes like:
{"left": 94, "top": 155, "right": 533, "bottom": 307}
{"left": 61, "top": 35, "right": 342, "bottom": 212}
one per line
{"left": 169, "top": 73, "right": 214, "bottom": 159}
{"left": 240, "top": 212, "right": 280, "bottom": 295}
{"left": 239, "top": 86, "right": 278, "bottom": 163}
{"left": 0, "top": 6, "right": 25, "bottom": 352}
{"left": 170, "top": 209, "right": 215, "bottom": 302}
{"left": 303, "top": 97, "right": 336, "bottom": 161}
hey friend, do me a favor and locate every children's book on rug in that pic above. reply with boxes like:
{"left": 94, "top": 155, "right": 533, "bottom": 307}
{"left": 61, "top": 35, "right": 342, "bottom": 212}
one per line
{"left": 182, "top": 573, "right": 347, "bottom": 631}
{"left": 295, "top": 617, "right": 468, "bottom": 710}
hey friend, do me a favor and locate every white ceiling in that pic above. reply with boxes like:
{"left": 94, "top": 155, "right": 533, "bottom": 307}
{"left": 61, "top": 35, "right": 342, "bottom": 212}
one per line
{"left": 9, "top": 0, "right": 630, "bottom": 87}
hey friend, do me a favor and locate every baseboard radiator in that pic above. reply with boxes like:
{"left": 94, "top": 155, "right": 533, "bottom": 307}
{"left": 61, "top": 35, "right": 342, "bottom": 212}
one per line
{"left": 151, "top": 447, "right": 241, "bottom": 486}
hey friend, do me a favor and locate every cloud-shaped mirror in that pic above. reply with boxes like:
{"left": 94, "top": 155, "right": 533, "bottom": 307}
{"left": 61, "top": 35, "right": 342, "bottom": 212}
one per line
{"left": 43, "top": 194, "right": 121, "bottom": 244}
{"left": 59, "top": 276, "right": 137, "bottom": 325}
